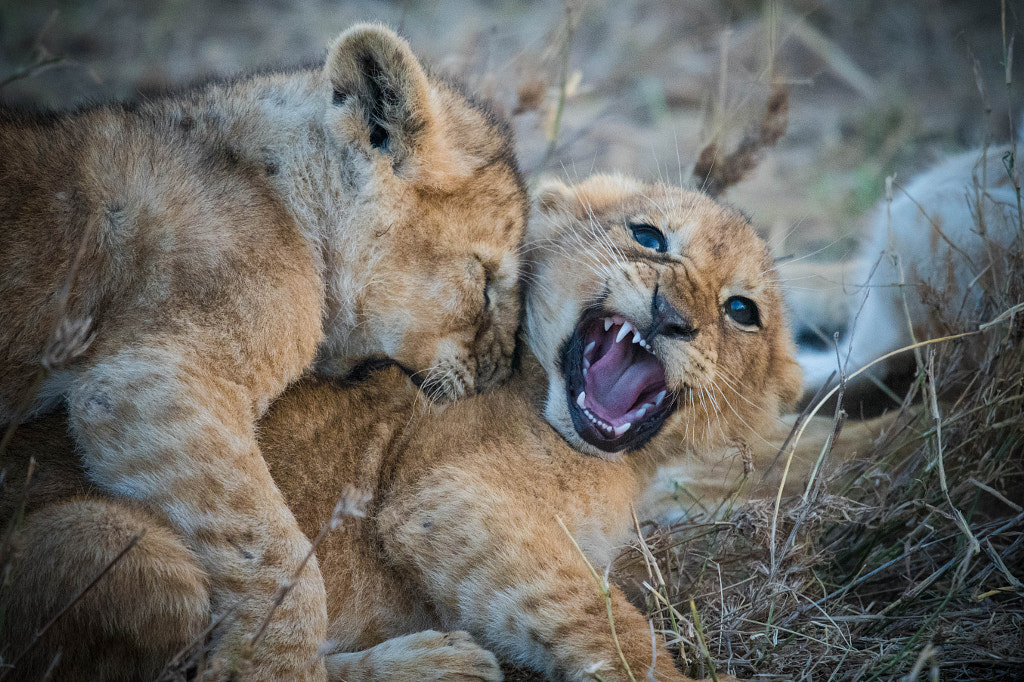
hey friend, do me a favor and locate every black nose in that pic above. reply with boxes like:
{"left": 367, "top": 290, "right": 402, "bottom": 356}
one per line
{"left": 651, "top": 293, "right": 698, "bottom": 341}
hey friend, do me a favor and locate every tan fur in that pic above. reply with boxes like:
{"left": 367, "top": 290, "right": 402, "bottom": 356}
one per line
{"left": 0, "top": 23, "right": 526, "bottom": 680}
{"left": 1, "top": 175, "right": 797, "bottom": 680}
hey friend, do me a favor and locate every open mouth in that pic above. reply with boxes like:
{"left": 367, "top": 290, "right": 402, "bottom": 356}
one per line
{"left": 563, "top": 310, "right": 677, "bottom": 452}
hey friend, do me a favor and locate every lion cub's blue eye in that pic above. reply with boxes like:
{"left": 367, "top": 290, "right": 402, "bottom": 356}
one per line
{"left": 629, "top": 223, "right": 667, "bottom": 253}
{"left": 725, "top": 296, "right": 760, "bottom": 327}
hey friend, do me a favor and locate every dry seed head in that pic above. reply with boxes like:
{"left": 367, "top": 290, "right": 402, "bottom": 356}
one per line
{"left": 41, "top": 316, "right": 95, "bottom": 371}
{"left": 330, "top": 486, "right": 372, "bottom": 528}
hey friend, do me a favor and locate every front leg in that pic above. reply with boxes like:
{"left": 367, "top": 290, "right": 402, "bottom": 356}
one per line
{"left": 384, "top": 493, "right": 704, "bottom": 682}
{"left": 465, "top": 547, "right": 689, "bottom": 681}
{"left": 68, "top": 345, "right": 327, "bottom": 681}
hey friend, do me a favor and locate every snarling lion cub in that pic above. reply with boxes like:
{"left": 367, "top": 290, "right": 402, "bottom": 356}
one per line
{"left": 0, "top": 23, "right": 525, "bottom": 680}
{"left": 1, "top": 175, "right": 798, "bottom": 680}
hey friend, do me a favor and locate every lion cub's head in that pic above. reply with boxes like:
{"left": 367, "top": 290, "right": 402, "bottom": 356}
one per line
{"left": 526, "top": 175, "right": 801, "bottom": 458}
{"left": 318, "top": 24, "right": 527, "bottom": 399}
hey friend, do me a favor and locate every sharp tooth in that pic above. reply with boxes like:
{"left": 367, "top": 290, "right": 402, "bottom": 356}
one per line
{"left": 604, "top": 318, "right": 613, "bottom": 332}
{"left": 613, "top": 422, "right": 631, "bottom": 437}
{"left": 636, "top": 405, "right": 647, "bottom": 418}
{"left": 585, "top": 341, "right": 596, "bottom": 356}
{"left": 582, "top": 367, "right": 588, "bottom": 377}
{"left": 577, "top": 391, "right": 586, "bottom": 409}
{"left": 654, "top": 390, "right": 667, "bottom": 406}
{"left": 632, "top": 330, "right": 643, "bottom": 344}
{"left": 615, "top": 321, "right": 633, "bottom": 343}
{"left": 583, "top": 357, "right": 590, "bottom": 369}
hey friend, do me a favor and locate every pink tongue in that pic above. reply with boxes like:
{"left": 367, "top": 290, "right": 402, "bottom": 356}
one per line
{"left": 585, "top": 338, "right": 664, "bottom": 421}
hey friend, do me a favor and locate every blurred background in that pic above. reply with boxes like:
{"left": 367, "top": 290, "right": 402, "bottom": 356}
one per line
{"left": 1, "top": 0, "right": 1019, "bottom": 264}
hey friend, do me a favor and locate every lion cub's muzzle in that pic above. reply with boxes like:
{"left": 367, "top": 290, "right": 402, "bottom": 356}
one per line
{"left": 562, "top": 307, "right": 683, "bottom": 453}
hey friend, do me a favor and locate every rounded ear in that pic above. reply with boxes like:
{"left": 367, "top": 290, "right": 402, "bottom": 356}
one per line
{"left": 324, "top": 23, "right": 432, "bottom": 164}
{"left": 528, "top": 177, "right": 577, "bottom": 246}
{"left": 534, "top": 177, "right": 576, "bottom": 217}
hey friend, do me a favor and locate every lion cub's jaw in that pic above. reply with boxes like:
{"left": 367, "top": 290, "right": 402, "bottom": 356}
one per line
{"left": 316, "top": 23, "right": 527, "bottom": 399}
{"left": 527, "top": 174, "right": 802, "bottom": 460}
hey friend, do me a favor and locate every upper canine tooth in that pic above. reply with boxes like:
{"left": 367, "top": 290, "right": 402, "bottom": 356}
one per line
{"left": 636, "top": 405, "right": 648, "bottom": 418}
{"left": 577, "top": 391, "right": 586, "bottom": 408}
{"left": 604, "top": 318, "right": 613, "bottom": 332}
{"left": 613, "top": 422, "right": 631, "bottom": 437}
{"left": 654, "top": 390, "right": 667, "bottom": 406}
{"left": 615, "top": 321, "right": 633, "bottom": 343}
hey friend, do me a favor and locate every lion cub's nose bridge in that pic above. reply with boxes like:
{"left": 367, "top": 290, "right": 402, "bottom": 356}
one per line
{"left": 649, "top": 291, "right": 698, "bottom": 342}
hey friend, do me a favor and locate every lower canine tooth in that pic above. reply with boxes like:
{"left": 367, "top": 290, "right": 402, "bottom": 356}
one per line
{"left": 654, "top": 390, "right": 667, "bottom": 406}
{"left": 613, "top": 422, "right": 631, "bottom": 437}
{"left": 636, "top": 406, "right": 647, "bottom": 418}
{"left": 577, "top": 391, "right": 586, "bottom": 408}
{"left": 585, "top": 341, "right": 596, "bottom": 355}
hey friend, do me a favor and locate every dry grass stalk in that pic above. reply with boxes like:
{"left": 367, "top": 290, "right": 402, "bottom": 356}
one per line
{"left": 0, "top": 10, "right": 67, "bottom": 91}
{"left": 250, "top": 486, "right": 370, "bottom": 651}
{"left": 556, "top": 515, "right": 637, "bottom": 682}
{"left": 541, "top": 0, "right": 584, "bottom": 169}
{"left": 0, "top": 211, "right": 96, "bottom": 459}
{"left": 693, "top": 81, "right": 788, "bottom": 199}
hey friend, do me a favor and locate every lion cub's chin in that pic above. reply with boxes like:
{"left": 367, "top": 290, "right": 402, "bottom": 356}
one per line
{"left": 526, "top": 173, "right": 802, "bottom": 461}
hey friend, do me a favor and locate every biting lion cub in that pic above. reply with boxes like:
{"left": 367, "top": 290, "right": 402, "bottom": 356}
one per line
{"left": 2, "top": 175, "right": 798, "bottom": 680}
{"left": 0, "top": 23, "right": 525, "bottom": 680}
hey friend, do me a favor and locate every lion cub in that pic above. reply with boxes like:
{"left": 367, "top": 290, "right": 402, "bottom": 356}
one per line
{"left": 0, "top": 23, "right": 525, "bottom": 680}
{"left": 2, "top": 175, "right": 798, "bottom": 680}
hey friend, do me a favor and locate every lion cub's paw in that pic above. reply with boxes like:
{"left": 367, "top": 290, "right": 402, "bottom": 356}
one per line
{"left": 325, "top": 630, "right": 501, "bottom": 682}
